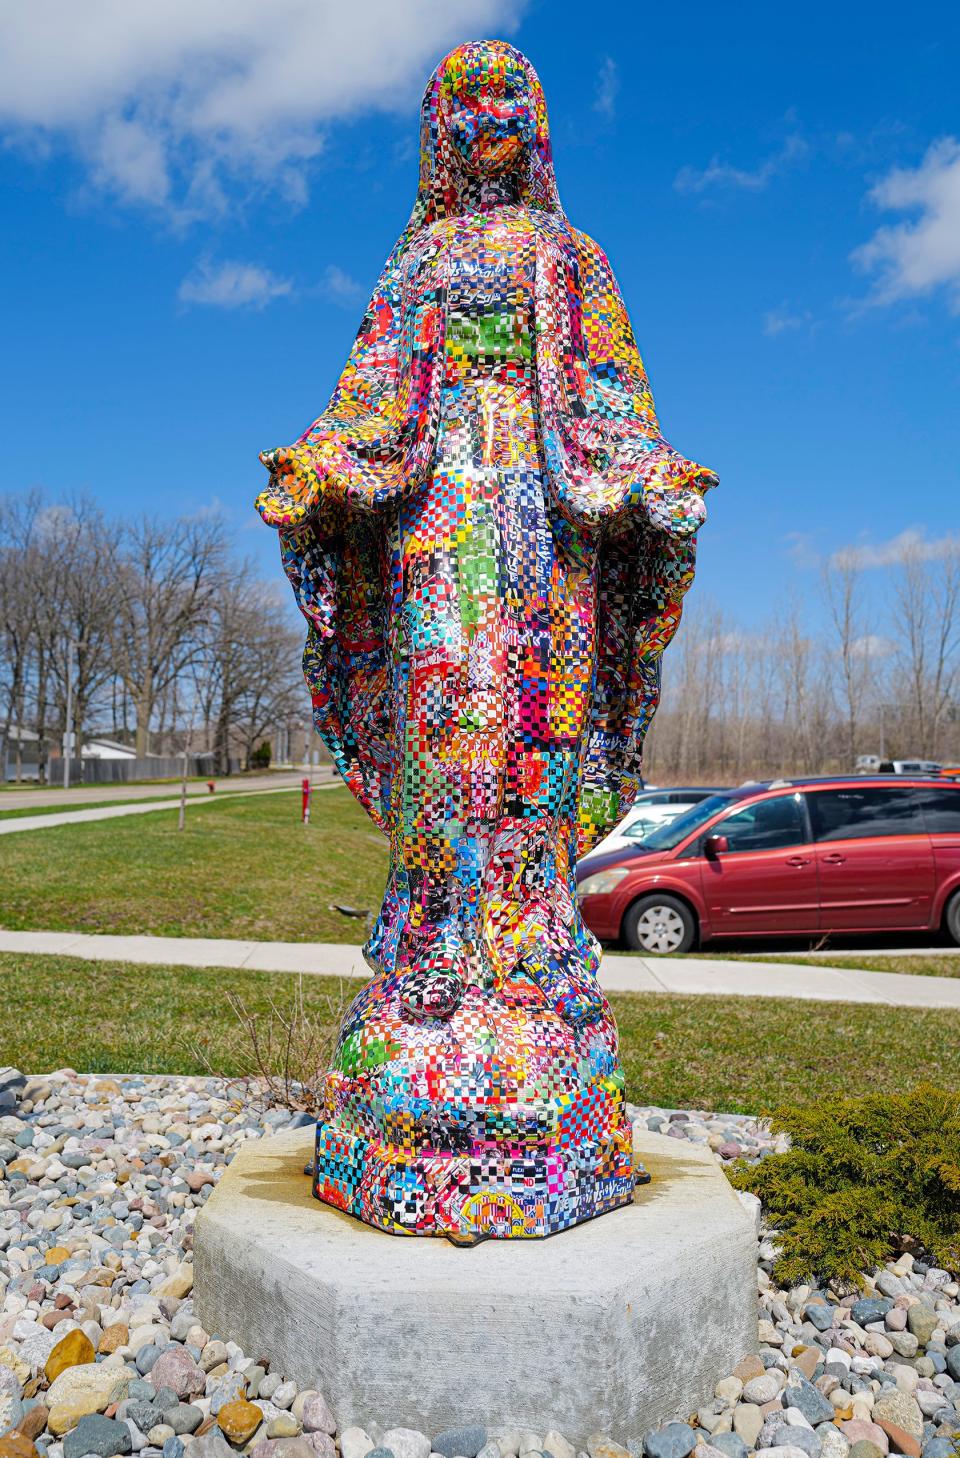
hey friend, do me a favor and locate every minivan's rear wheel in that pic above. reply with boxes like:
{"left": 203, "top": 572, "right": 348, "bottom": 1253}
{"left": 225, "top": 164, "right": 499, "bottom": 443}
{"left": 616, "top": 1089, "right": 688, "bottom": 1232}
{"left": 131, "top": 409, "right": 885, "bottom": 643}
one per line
{"left": 945, "top": 890, "right": 960, "bottom": 946}
{"left": 623, "top": 895, "right": 696, "bottom": 955}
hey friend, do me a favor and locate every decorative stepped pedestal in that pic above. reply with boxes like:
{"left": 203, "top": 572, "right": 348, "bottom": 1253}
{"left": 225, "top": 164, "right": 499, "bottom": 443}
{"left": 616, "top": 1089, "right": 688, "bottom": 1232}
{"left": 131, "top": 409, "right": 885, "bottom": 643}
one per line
{"left": 194, "top": 1124, "right": 758, "bottom": 1445}
{"left": 311, "top": 972, "right": 634, "bottom": 1240}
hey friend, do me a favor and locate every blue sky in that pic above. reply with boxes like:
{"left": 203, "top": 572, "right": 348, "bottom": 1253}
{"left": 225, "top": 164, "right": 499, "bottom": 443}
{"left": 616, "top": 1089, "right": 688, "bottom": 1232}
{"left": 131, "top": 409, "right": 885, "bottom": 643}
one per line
{"left": 1, "top": 0, "right": 958, "bottom": 626}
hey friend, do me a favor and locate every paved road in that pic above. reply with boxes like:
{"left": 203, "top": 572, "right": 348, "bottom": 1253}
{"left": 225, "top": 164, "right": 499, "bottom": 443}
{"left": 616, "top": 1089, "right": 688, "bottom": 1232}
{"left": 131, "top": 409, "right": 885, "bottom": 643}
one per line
{"left": 0, "top": 769, "right": 336, "bottom": 812}
{"left": 1, "top": 930, "right": 958, "bottom": 1009}
{"left": 0, "top": 776, "right": 342, "bottom": 835}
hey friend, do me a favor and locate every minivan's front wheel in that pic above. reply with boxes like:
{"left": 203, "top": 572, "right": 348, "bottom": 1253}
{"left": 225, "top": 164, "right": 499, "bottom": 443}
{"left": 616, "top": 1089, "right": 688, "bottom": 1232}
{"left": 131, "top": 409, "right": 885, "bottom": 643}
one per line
{"left": 945, "top": 889, "right": 960, "bottom": 946}
{"left": 623, "top": 895, "right": 696, "bottom": 955}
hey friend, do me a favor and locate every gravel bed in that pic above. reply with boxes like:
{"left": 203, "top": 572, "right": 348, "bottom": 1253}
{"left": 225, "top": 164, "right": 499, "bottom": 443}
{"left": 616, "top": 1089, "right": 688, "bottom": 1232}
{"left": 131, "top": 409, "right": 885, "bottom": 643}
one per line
{"left": 0, "top": 1070, "right": 957, "bottom": 1458}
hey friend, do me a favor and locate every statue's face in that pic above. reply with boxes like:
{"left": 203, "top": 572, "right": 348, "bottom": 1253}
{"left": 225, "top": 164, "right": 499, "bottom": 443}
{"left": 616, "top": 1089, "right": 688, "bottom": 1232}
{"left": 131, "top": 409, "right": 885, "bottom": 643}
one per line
{"left": 446, "top": 52, "right": 536, "bottom": 177}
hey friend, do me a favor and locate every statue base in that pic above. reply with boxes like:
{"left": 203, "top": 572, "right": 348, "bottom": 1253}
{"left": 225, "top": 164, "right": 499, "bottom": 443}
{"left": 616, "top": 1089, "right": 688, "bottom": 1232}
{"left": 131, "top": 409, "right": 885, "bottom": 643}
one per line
{"left": 312, "top": 972, "right": 633, "bottom": 1240}
{"left": 193, "top": 1126, "right": 759, "bottom": 1445}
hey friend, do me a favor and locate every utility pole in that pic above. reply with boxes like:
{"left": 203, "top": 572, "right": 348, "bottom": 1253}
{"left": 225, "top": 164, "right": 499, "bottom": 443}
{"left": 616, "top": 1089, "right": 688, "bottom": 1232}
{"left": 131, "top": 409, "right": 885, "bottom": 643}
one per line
{"left": 179, "top": 726, "right": 191, "bottom": 831}
{"left": 63, "top": 639, "right": 75, "bottom": 791}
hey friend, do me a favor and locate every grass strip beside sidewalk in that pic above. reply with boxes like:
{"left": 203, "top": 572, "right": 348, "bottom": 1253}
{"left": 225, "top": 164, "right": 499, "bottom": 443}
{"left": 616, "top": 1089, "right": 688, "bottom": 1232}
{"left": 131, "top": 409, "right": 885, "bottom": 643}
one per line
{"left": 0, "top": 953, "right": 955, "bottom": 1113}
{"left": 0, "top": 789, "right": 388, "bottom": 943}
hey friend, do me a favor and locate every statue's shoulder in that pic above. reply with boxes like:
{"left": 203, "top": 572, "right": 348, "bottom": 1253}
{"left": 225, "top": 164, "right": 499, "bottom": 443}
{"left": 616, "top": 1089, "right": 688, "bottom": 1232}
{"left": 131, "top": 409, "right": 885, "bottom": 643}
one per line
{"left": 567, "top": 226, "right": 609, "bottom": 265}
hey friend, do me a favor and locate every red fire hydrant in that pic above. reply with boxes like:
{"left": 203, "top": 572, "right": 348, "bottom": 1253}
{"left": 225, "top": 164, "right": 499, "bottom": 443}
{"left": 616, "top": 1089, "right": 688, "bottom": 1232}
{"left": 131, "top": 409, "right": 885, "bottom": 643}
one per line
{"left": 207, "top": 781, "right": 215, "bottom": 793}
{"left": 302, "top": 777, "right": 312, "bottom": 824}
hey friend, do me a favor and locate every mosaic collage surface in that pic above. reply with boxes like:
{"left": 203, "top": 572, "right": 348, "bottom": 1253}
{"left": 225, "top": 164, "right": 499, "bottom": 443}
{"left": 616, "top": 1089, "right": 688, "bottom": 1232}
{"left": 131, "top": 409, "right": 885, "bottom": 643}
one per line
{"left": 256, "top": 40, "right": 715, "bottom": 1238}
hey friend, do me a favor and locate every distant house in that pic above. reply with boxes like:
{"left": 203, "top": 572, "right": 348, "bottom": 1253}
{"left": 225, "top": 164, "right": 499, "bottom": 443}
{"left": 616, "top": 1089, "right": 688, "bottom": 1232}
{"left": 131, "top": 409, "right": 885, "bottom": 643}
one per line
{"left": 2, "top": 725, "right": 40, "bottom": 782}
{"left": 81, "top": 737, "right": 137, "bottom": 761}
{"left": 3, "top": 727, "right": 140, "bottom": 781}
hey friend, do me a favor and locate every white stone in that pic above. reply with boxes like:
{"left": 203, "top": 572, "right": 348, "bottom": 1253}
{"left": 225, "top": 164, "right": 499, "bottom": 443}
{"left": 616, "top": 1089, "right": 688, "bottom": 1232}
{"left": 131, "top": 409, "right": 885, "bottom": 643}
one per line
{"left": 733, "top": 1406, "right": 763, "bottom": 1448}
{"left": 339, "top": 1427, "right": 374, "bottom": 1458}
{"left": 715, "top": 1377, "right": 743, "bottom": 1407}
{"left": 818, "top": 1430, "right": 849, "bottom": 1458}
{"left": 46, "top": 1361, "right": 133, "bottom": 1413}
{"left": 380, "top": 1429, "right": 431, "bottom": 1458}
{"left": 895, "top": 1367, "right": 919, "bottom": 1395}
{"left": 194, "top": 1128, "right": 758, "bottom": 1446}
{"left": 917, "top": 1391, "right": 947, "bottom": 1418}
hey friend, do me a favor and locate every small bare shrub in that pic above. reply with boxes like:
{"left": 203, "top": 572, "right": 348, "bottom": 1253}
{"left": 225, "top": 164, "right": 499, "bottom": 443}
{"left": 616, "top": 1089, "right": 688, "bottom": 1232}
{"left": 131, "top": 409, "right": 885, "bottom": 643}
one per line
{"left": 192, "top": 974, "right": 353, "bottom": 1114}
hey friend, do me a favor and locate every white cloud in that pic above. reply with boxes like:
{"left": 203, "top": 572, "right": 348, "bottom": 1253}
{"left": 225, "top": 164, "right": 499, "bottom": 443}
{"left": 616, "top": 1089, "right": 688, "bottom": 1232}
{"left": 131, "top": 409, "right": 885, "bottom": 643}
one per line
{"left": 675, "top": 134, "right": 807, "bottom": 194}
{"left": 784, "top": 531, "right": 821, "bottom": 568}
{"left": 763, "top": 305, "right": 812, "bottom": 337}
{"left": 593, "top": 58, "right": 619, "bottom": 120}
{"left": 850, "top": 634, "right": 894, "bottom": 660}
{"left": 831, "top": 528, "right": 959, "bottom": 570}
{"left": 319, "top": 265, "right": 367, "bottom": 308}
{"left": 852, "top": 137, "right": 960, "bottom": 311}
{"left": 178, "top": 259, "right": 293, "bottom": 310}
{"left": 0, "top": 0, "right": 527, "bottom": 218}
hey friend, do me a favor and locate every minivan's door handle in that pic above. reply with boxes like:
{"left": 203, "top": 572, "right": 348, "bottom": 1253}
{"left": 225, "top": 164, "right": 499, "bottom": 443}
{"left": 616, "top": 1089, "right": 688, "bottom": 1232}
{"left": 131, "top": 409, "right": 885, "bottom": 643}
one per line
{"left": 786, "top": 855, "right": 811, "bottom": 867}
{"left": 821, "top": 852, "right": 846, "bottom": 865}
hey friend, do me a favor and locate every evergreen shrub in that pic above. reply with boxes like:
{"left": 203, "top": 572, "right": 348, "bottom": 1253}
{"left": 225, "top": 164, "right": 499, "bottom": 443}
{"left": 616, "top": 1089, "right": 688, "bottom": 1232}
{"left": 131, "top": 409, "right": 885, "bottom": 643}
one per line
{"left": 729, "top": 1083, "right": 960, "bottom": 1287}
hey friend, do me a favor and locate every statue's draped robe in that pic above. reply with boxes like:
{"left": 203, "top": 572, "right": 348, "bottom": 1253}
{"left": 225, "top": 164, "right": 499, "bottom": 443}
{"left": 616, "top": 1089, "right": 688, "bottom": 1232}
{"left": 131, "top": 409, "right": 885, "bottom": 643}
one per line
{"left": 257, "top": 47, "right": 716, "bottom": 998}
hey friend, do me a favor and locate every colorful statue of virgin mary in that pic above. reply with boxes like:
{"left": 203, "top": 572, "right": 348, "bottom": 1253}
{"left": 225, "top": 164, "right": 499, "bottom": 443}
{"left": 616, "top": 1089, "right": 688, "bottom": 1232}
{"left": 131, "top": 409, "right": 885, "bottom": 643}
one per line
{"left": 257, "top": 40, "right": 716, "bottom": 1239}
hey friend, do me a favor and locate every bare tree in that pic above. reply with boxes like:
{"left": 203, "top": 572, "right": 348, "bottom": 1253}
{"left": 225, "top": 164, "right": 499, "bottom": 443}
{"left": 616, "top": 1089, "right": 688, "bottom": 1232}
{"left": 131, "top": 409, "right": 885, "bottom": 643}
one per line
{"left": 201, "top": 575, "right": 303, "bottom": 773}
{"left": 893, "top": 540, "right": 960, "bottom": 757}
{"left": 41, "top": 500, "right": 122, "bottom": 760}
{"left": 0, "top": 493, "right": 46, "bottom": 780}
{"left": 823, "top": 555, "right": 869, "bottom": 768}
{"left": 110, "top": 515, "right": 226, "bottom": 756}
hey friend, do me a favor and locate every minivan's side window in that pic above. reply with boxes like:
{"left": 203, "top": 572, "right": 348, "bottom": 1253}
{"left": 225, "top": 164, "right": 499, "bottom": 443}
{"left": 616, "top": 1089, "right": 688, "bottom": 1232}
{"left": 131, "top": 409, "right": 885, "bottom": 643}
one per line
{"left": 705, "top": 793, "right": 806, "bottom": 853}
{"left": 807, "top": 787, "right": 925, "bottom": 842}
{"left": 913, "top": 785, "right": 960, "bottom": 834}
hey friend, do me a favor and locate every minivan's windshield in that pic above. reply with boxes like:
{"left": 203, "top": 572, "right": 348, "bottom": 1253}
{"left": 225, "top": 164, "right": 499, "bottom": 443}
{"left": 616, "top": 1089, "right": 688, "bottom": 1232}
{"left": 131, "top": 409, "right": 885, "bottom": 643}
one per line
{"left": 636, "top": 790, "right": 748, "bottom": 853}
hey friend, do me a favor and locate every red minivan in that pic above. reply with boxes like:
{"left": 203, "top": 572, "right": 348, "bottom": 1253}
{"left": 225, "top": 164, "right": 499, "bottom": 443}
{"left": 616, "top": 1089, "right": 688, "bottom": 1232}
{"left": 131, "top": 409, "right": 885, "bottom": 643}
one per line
{"left": 576, "top": 776, "right": 960, "bottom": 954}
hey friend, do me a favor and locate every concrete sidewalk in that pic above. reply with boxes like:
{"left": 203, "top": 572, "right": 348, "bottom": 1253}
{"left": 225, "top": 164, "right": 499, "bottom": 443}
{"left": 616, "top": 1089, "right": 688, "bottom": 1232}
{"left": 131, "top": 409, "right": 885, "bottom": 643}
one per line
{"left": 1, "top": 930, "right": 958, "bottom": 1010}
{"left": 0, "top": 781, "right": 339, "bottom": 835}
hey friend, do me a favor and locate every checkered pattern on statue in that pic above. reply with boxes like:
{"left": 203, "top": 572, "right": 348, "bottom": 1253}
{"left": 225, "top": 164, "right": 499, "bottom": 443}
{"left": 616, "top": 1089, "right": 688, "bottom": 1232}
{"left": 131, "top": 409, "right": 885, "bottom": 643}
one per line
{"left": 256, "top": 38, "right": 714, "bottom": 1240}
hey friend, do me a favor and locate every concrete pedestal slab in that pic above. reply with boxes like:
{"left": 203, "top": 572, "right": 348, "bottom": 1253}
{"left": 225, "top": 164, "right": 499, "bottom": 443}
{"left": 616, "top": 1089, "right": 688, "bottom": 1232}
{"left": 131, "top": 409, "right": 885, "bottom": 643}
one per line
{"left": 193, "top": 1126, "right": 757, "bottom": 1446}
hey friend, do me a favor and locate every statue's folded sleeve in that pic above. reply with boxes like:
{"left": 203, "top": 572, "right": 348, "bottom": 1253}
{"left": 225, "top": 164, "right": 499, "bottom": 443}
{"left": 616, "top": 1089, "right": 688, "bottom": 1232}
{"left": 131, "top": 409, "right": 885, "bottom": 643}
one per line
{"left": 253, "top": 256, "right": 428, "bottom": 831}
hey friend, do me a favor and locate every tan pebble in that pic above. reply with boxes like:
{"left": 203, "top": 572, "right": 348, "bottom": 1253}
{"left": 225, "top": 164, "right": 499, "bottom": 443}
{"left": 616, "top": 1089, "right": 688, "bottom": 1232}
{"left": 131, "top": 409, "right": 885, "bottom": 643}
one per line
{"left": 267, "top": 1415, "right": 301, "bottom": 1439}
{"left": 17, "top": 1407, "right": 49, "bottom": 1441}
{"left": 99, "top": 1323, "right": 129, "bottom": 1354}
{"left": 44, "top": 1328, "right": 95, "bottom": 1383}
{"left": 157, "top": 1262, "right": 194, "bottom": 1300}
{"left": 0, "top": 1349, "right": 30, "bottom": 1385}
{"left": 733, "top": 1404, "right": 763, "bottom": 1447}
{"left": 715, "top": 1377, "right": 743, "bottom": 1406}
{"left": 733, "top": 1356, "right": 765, "bottom": 1382}
{"left": 0, "top": 1433, "right": 40, "bottom": 1458}
{"left": 218, "top": 1400, "right": 264, "bottom": 1447}
{"left": 792, "top": 1348, "right": 820, "bottom": 1381}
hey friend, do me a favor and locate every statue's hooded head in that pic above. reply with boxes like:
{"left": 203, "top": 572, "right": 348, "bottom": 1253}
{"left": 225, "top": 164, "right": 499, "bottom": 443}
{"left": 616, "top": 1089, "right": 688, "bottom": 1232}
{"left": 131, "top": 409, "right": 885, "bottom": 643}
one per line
{"left": 399, "top": 40, "right": 562, "bottom": 246}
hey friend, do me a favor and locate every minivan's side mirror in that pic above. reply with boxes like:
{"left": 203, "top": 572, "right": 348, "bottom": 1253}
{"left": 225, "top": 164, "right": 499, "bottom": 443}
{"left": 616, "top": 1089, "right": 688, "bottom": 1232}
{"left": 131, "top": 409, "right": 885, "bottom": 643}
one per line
{"left": 704, "top": 834, "right": 729, "bottom": 860}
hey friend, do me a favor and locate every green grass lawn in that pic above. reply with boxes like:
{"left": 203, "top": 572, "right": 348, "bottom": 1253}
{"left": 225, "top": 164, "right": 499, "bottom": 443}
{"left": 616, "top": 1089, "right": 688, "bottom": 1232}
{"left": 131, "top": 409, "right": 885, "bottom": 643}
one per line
{"left": 0, "top": 788, "right": 389, "bottom": 943}
{"left": 0, "top": 953, "right": 955, "bottom": 1111}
